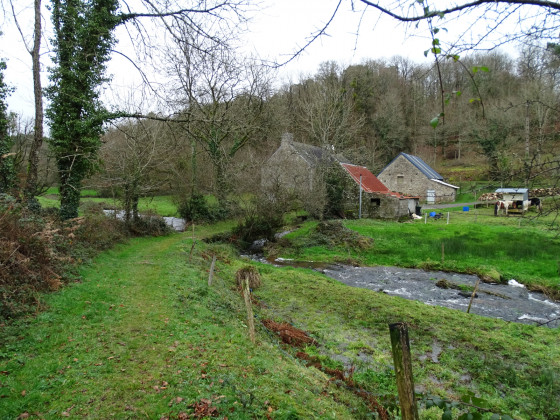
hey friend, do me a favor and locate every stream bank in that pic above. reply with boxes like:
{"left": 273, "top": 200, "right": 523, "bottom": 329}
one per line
{"left": 257, "top": 256, "right": 560, "bottom": 328}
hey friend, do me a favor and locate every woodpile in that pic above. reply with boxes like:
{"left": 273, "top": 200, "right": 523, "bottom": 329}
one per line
{"left": 479, "top": 187, "right": 560, "bottom": 201}
{"left": 479, "top": 192, "right": 503, "bottom": 201}
{"left": 529, "top": 187, "right": 560, "bottom": 197}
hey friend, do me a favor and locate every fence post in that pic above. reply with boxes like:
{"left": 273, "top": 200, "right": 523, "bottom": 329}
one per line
{"left": 424, "top": 213, "right": 427, "bottom": 224}
{"left": 467, "top": 279, "right": 480, "bottom": 314}
{"left": 389, "top": 322, "right": 419, "bottom": 420}
{"left": 188, "top": 223, "right": 196, "bottom": 262}
{"left": 243, "top": 278, "right": 256, "bottom": 344}
{"left": 208, "top": 255, "right": 216, "bottom": 286}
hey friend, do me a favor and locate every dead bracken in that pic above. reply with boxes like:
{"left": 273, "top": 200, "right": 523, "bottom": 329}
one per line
{"left": 261, "top": 319, "right": 317, "bottom": 347}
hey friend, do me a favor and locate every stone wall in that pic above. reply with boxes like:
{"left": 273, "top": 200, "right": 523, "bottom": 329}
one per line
{"left": 341, "top": 177, "right": 415, "bottom": 219}
{"left": 378, "top": 155, "right": 456, "bottom": 203}
{"left": 261, "top": 143, "right": 313, "bottom": 194}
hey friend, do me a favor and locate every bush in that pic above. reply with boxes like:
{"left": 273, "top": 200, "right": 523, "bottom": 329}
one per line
{"left": 127, "top": 212, "right": 171, "bottom": 237}
{"left": 178, "top": 193, "right": 227, "bottom": 223}
{"left": 233, "top": 195, "right": 285, "bottom": 248}
{"left": 0, "top": 195, "right": 132, "bottom": 321}
{"left": 0, "top": 195, "right": 62, "bottom": 319}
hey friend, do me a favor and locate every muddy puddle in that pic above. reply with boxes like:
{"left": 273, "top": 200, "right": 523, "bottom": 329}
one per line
{"left": 256, "top": 256, "right": 560, "bottom": 328}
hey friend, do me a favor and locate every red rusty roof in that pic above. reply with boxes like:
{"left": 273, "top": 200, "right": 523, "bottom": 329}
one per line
{"left": 340, "top": 163, "right": 417, "bottom": 199}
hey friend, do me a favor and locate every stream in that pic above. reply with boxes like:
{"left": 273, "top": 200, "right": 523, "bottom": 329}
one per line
{"left": 99, "top": 213, "right": 560, "bottom": 328}
{"left": 256, "top": 256, "right": 560, "bottom": 328}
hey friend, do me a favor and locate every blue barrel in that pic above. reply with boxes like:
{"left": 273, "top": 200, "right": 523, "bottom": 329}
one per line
{"left": 429, "top": 211, "right": 436, "bottom": 217}
{"left": 463, "top": 206, "right": 469, "bottom": 212}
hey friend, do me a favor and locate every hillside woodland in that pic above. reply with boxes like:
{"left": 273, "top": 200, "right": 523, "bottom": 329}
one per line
{"left": 1, "top": 2, "right": 560, "bottom": 418}
{"left": 8, "top": 49, "right": 560, "bottom": 216}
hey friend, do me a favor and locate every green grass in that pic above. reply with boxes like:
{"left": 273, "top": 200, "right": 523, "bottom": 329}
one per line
{"left": 37, "top": 188, "right": 179, "bottom": 217}
{"left": 252, "top": 261, "right": 560, "bottom": 419}
{"left": 0, "top": 230, "right": 366, "bottom": 419}
{"left": 1, "top": 218, "right": 559, "bottom": 419}
{"left": 276, "top": 211, "right": 560, "bottom": 292}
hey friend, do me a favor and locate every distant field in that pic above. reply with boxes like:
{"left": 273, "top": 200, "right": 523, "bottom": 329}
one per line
{"left": 277, "top": 209, "right": 560, "bottom": 293}
{"left": 38, "top": 187, "right": 179, "bottom": 217}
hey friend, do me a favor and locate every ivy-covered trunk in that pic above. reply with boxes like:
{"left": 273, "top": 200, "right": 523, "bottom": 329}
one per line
{"left": 58, "top": 164, "right": 82, "bottom": 219}
{"left": 123, "top": 179, "right": 140, "bottom": 225}
{"left": 0, "top": 60, "right": 15, "bottom": 194}
{"left": 47, "top": 0, "right": 119, "bottom": 219}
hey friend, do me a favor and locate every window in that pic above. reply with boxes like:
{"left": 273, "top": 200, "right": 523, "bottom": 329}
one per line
{"left": 371, "top": 198, "right": 381, "bottom": 206}
{"left": 397, "top": 174, "right": 404, "bottom": 186}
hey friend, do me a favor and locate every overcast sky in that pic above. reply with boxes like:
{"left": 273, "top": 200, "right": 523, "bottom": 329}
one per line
{"left": 1, "top": 0, "right": 518, "bottom": 121}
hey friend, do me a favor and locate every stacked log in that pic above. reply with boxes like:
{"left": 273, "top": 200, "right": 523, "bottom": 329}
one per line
{"left": 529, "top": 187, "right": 560, "bottom": 197}
{"left": 479, "top": 192, "right": 503, "bottom": 201}
{"left": 479, "top": 188, "right": 560, "bottom": 201}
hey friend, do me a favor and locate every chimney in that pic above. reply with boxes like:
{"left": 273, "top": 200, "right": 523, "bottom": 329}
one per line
{"left": 281, "top": 132, "right": 294, "bottom": 146}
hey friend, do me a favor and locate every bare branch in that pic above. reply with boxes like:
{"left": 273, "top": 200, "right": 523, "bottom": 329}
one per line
{"left": 357, "top": 0, "right": 560, "bottom": 23}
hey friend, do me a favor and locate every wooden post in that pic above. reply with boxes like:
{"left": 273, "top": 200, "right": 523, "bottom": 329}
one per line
{"left": 208, "top": 255, "right": 216, "bottom": 286}
{"left": 188, "top": 223, "right": 196, "bottom": 262}
{"left": 467, "top": 279, "right": 480, "bottom": 314}
{"left": 243, "top": 278, "right": 255, "bottom": 344}
{"left": 359, "top": 174, "right": 363, "bottom": 219}
{"left": 441, "top": 242, "right": 444, "bottom": 263}
{"left": 389, "top": 323, "right": 419, "bottom": 420}
{"left": 424, "top": 213, "right": 427, "bottom": 224}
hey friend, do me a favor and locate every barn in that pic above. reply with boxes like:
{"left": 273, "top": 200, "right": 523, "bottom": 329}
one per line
{"left": 377, "top": 152, "right": 459, "bottom": 203}
{"left": 339, "top": 163, "right": 419, "bottom": 219}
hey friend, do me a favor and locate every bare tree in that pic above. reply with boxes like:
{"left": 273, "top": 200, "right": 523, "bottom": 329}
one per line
{"left": 7, "top": 0, "right": 46, "bottom": 201}
{"left": 166, "top": 27, "right": 271, "bottom": 206}
{"left": 291, "top": 62, "right": 363, "bottom": 153}
{"left": 100, "top": 118, "right": 179, "bottom": 224}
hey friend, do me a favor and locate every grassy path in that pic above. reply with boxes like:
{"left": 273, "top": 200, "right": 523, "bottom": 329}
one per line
{"left": 2, "top": 223, "right": 559, "bottom": 419}
{"left": 0, "top": 233, "right": 362, "bottom": 419}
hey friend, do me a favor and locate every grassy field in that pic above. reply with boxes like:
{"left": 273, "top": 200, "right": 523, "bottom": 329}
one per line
{"left": 1, "top": 217, "right": 558, "bottom": 419}
{"left": 37, "top": 187, "right": 179, "bottom": 217}
{"left": 273, "top": 206, "right": 560, "bottom": 294}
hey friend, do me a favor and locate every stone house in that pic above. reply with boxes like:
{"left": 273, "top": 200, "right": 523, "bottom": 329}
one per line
{"left": 339, "top": 163, "right": 419, "bottom": 219}
{"left": 261, "top": 133, "right": 349, "bottom": 196}
{"left": 262, "top": 133, "right": 418, "bottom": 219}
{"left": 377, "top": 152, "right": 459, "bottom": 203}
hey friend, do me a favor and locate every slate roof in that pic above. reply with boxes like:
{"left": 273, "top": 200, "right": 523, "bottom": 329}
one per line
{"left": 379, "top": 152, "right": 443, "bottom": 180}
{"left": 341, "top": 163, "right": 416, "bottom": 199}
{"left": 288, "top": 141, "right": 350, "bottom": 166}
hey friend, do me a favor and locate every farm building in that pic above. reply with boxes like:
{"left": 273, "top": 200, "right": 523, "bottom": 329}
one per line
{"left": 494, "top": 188, "right": 529, "bottom": 215}
{"left": 262, "top": 133, "right": 418, "bottom": 219}
{"left": 377, "top": 152, "right": 459, "bottom": 203}
{"left": 261, "top": 133, "right": 349, "bottom": 196}
{"left": 339, "top": 163, "right": 419, "bottom": 219}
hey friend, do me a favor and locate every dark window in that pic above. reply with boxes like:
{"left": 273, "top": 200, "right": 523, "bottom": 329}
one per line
{"left": 371, "top": 198, "right": 381, "bottom": 206}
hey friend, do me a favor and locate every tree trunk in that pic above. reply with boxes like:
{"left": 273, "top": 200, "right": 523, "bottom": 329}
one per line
{"left": 24, "top": 0, "right": 44, "bottom": 201}
{"left": 58, "top": 167, "right": 81, "bottom": 219}
{"left": 215, "top": 161, "right": 228, "bottom": 206}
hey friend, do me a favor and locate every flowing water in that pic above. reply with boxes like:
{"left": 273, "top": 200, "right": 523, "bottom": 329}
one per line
{"left": 259, "top": 256, "right": 560, "bottom": 328}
